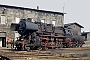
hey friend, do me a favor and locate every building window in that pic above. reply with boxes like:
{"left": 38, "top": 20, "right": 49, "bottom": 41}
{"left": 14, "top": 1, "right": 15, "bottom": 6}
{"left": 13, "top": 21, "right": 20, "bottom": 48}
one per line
{"left": 32, "top": 19, "right": 34, "bottom": 22}
{"left": 52, "top": 20, "right": 56, "bottom": 26}
{"left": 1, "top": 15, "right": 6, "bottom": 24}
{"left": 41, "top": 19, "right": 45, "bottom": 23}
{"left": 15, "top": 17, "right": 20, "bottom": 23}
{"left": 15, "top": 32, "right": 20, "bottom": 40}
{"left": 0, "top": 38, "right": 2, "bottom": 47}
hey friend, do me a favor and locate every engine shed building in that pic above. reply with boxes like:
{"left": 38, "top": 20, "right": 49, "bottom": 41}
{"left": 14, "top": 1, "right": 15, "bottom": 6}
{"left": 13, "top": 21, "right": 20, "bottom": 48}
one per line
{"left": 0, "top": 4, "right": 66, "bottom": 47}
{"left": 64, "top": 22, "right": 84, "bottom": 35}
{"left": 82, "top": 32, "right": 90, "bottom": 41}
{"left": 82, "top": 32, "right": 90, "bottom": 47}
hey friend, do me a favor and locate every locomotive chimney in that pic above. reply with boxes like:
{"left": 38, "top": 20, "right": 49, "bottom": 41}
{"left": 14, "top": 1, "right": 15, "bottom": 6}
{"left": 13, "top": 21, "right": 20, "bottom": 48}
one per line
{"left": 37, "top": 6, "right": 39, "bottom": 10}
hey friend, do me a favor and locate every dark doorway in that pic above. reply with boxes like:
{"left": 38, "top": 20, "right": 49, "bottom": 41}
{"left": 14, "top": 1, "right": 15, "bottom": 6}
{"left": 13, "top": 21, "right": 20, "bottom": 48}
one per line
{"left": 2, "top": 37, "right": 6, "bottom": 47}
{"left": 0, "top": 32, "right": 6, "bottom": 47}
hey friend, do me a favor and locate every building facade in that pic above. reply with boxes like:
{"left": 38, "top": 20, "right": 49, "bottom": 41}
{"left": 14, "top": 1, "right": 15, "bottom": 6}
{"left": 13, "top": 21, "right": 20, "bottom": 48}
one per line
{"left": 0, "top": 4, "right": 65, "bottom": 47}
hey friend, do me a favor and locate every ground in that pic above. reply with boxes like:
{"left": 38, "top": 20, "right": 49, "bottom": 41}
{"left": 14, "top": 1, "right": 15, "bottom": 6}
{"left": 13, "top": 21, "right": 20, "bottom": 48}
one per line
{"left": 0, "top": 47, "right": 90, "bottom": 60}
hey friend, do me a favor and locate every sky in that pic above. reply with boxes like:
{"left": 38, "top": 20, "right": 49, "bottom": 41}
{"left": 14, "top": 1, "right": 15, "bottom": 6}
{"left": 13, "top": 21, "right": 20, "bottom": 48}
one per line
{"left": 0, "top": 0, "right": 90, "bottom": 32}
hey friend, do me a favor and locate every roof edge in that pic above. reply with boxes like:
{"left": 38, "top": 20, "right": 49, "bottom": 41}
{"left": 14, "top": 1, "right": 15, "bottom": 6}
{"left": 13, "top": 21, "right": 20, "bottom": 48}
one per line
{"left": 0, "top": 4, "right": 67, "bottom": 14}
{"left": 64, "top": 22, "right": 84, "bottom": 28}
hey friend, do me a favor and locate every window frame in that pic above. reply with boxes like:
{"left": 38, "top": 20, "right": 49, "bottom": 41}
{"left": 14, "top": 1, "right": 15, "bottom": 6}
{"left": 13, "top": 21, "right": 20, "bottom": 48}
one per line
{"left": 52, "top": 20, "right": 56, "bottom": 26}
{"left": 41, "top": 19, "right": 45, "bottom": 23}
{"left": 15, "top": 17, "right": 20, "bottom": 23}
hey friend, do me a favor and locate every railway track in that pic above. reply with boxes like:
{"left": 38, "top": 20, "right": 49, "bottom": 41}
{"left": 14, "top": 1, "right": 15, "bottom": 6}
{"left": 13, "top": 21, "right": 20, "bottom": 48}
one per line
{"left": 0, "top": 49, "right": 57, "bottom": 60}
{"left": 0, "top": 47, "right": 90, "bottom": 60}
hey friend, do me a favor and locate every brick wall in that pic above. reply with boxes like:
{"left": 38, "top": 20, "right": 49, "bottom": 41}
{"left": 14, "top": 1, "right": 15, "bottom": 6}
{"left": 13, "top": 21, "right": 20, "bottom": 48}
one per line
{"left": 0, "top": 6, "right": 64, "bottom": 39}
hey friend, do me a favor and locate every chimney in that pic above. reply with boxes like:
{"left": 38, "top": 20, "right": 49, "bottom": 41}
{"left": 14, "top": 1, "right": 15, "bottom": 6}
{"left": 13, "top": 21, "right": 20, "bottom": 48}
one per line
{"left": 37, "top": 6, "right": 39, "bottom": 10}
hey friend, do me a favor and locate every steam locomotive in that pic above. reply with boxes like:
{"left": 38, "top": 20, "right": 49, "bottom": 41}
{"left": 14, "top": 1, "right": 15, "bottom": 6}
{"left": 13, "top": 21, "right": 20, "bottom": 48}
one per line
{"left": 10, "top": 19, "right": 85, "bottom": 51}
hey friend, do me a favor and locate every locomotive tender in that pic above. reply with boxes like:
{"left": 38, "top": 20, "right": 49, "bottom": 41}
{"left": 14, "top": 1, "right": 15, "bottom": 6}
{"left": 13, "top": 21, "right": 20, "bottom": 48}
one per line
{"left": 10, "top": 19, "right": 85, "bottom": 51}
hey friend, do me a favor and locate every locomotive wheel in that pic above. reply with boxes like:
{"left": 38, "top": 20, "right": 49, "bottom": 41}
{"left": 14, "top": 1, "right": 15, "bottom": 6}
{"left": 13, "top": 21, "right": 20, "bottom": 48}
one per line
{"left": 37, "top": 47, "right": 42, "bottom": 51}
{"left": 79, "top": 44, "right": 82, "bottom": 47}
{"left": 24, "top": 44, "right": 30, "bottom": 51}
{"left": 60, "top": 43, "right": 63, "bottom": 48}
{"left": 16, "top": 44, "right": 22, "bottom": 50}
{"left": 42, "top": 46, "right": 48, "bottom": 50}
{"left": 26, "top": 47, "right": 30, "bottom": 51}
{"left": 16, "top": 46, "right": 22, "bottom": 50}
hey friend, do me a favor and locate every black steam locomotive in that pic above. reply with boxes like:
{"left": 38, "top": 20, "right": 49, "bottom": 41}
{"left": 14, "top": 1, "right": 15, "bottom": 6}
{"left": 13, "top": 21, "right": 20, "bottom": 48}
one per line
{"left": 10, "top": 19, "right": 85, "bottom": 51}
